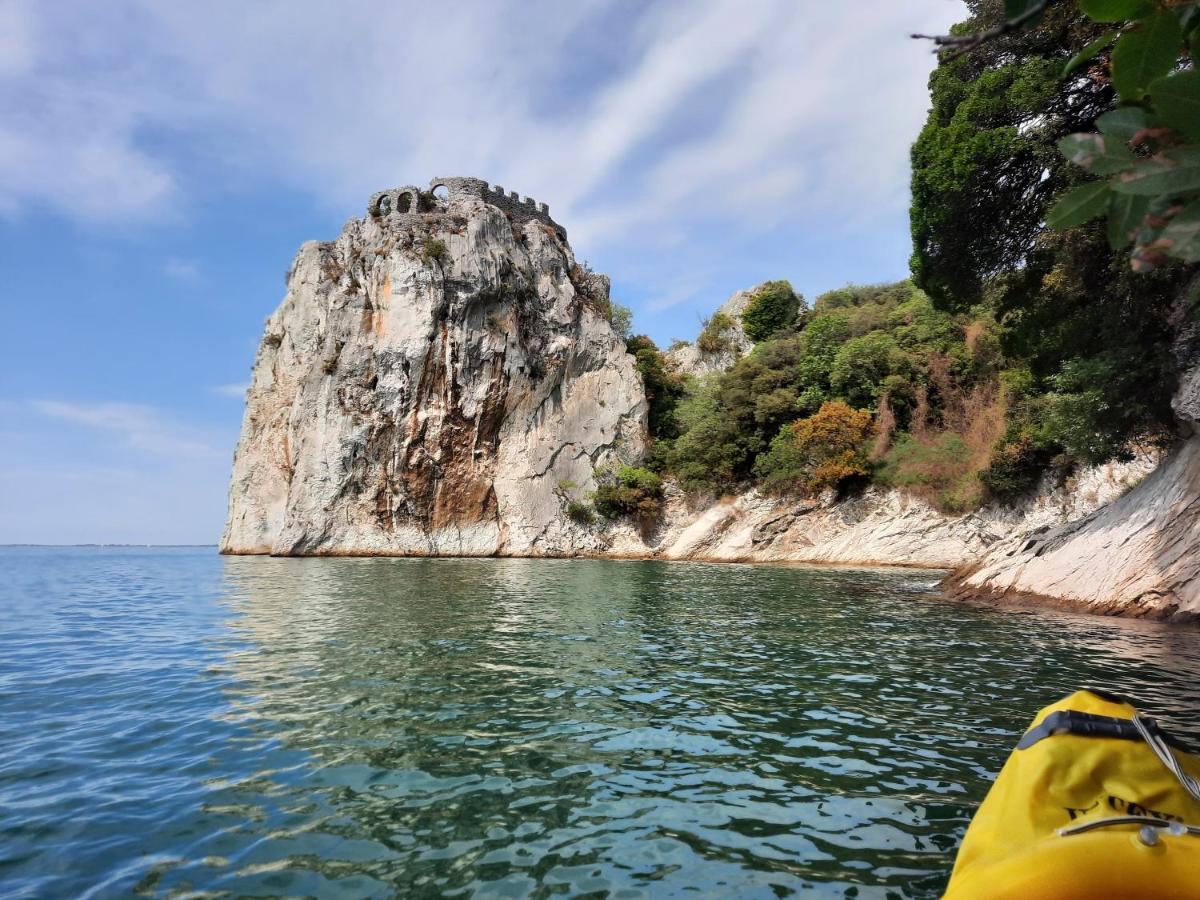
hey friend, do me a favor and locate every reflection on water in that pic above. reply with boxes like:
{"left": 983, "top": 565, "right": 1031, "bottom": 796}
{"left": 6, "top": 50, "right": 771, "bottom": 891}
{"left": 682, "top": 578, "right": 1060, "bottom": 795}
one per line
{"left": 1, "top": 550, "right": 1199, "bottom": 898}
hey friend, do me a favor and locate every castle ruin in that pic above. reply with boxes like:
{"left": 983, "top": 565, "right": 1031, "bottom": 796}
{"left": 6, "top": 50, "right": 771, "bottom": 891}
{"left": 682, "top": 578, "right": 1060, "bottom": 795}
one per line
{"left": 366, "top": 176, "right": 566, "bottom": 240}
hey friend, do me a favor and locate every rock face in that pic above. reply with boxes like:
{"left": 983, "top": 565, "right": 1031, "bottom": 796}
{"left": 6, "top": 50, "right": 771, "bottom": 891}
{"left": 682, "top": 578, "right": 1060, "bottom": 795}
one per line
{"left": 666, "top": 286, "right": 757, "bottom": 378}
{"left": 947, "top": 364, "right": 1200, "bottom": 623}
{"left": 221, "top": 177, "right": 646, "bottom": 556}
{"left": 592, "top": 455, "right": 1157, "bottom": 568}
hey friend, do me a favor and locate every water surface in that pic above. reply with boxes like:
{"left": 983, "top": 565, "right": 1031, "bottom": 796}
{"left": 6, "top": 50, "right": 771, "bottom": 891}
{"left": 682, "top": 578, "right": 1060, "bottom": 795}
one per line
{"left": 2, "top": 547, "right": 1199, "bottom": 898}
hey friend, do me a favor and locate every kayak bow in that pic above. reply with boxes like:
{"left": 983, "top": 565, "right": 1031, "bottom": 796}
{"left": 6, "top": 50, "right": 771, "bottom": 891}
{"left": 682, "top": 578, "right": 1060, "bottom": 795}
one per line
{"left": 944, "top": 689, "right": 1200, "bottom": 899}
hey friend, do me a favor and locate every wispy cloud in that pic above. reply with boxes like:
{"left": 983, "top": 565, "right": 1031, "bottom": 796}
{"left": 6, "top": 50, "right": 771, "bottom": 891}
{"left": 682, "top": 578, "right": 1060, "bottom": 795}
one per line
{"left": 31, "top": 400, "right": 225, "bottom": 458}
{"left": 0, "top": 1, "right": 962, "bottom": 236}
{"left": 211, "top": 382, "right": 248, "bottom": 398}
{"left": 164, "top": 257, "right": 199, "bottom": 280}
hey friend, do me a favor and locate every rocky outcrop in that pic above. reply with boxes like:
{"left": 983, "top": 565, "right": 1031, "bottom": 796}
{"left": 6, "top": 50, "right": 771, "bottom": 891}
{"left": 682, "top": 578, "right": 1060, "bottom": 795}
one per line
{"left": 666, "top": 286, "right": 756, "bottom": 378}
{"left": 946, "top": 364, "right": 1200, "bottom": 623}
{"left": 586, "top": 454, "right": 1157, "bottom": 568}
{"left": 221, "top": 177, "right": 646, "bottom": 556}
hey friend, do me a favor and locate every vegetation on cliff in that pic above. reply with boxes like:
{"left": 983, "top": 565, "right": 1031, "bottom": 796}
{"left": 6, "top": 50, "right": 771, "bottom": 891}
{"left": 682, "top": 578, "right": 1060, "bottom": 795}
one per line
{"left": 578, "top": 0, "right": 1198, "bottom": 529}
{"left": 594, "top": 0, "right": 1199, "bottom": 521}
{"left": 620, "top": 280, "right": 1017, "bottom": 512}
{"left": 912, "top": 0, "right": 1194, "bottom": 473}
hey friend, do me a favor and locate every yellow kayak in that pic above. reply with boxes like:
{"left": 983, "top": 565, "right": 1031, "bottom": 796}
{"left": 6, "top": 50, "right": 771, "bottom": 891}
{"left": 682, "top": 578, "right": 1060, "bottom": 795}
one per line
{"left": 944, "top": 689, "right": 1200, "bottom": 899}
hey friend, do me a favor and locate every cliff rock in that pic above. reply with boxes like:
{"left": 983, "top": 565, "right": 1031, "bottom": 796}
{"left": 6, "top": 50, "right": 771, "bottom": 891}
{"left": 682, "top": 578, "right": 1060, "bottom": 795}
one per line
{"left": 947, "top": 363, "right": 1200, "bottom": 623}
{"left": 666, "top": 286, "right": 756, "bottom": 379}
{"left": 221, "top": 177, "right": 646, "bottom": 556}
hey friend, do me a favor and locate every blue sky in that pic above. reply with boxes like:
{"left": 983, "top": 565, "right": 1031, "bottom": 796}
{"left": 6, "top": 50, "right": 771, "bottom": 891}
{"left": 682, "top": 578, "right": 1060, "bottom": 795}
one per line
{"left": 0, "top": 0, "right": 965, "bottom": 544}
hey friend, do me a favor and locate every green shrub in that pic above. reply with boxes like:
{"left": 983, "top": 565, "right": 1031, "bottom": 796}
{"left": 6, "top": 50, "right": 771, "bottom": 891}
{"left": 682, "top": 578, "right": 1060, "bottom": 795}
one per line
{"left": 741, "top": 280, "right": 801, "bottom": 342}
{"left": 610, "top": 301, "right": 633, "bottom": 339}
{"left": 422, "top": 238, "right": 448, "bottom": 264}
{"left": 829, "top": 331, "right": 900, "bottom": 409}
{"left": 666, "top": 377, "right": 749, "bottom": 491}
{"left": 877, "top": 433, "right": 982, "bottom": 514}
{"left": 979, "top": 434, "right": 1048, "bottom": 500}
{"left": 566, "top": 500, "right": 594, "bottom": 525}
{"left": 630, "top": 340, "right": 684, "bottom": 440}
{"left": 696, "top": 312, "right": 734, "bottom": 353}
{"left": 592, "top": 466, "right": 664, "bottom": 522}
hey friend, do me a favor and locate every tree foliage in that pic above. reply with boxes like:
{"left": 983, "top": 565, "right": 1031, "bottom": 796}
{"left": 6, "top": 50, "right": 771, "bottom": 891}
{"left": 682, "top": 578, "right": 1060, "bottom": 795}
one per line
{"left": 665, "top": 280, "right": 1001, "bottom": 498}
{"left": 592, "top": 466, "right": 664, "bottom": 523}
{"left": 696, "top": 312, "right": 735, "bottom": 353}
{"left": 911, "top": 0, "right": 1190, "bottom": 471}
{"left": 741, "top": 280, "right": 803, "bottom": 342}
{"left": 756, "top": 401, "right": 874, "bottom": 495}
{"left": 626, "top": 335, "right": 685, "bottom": 441}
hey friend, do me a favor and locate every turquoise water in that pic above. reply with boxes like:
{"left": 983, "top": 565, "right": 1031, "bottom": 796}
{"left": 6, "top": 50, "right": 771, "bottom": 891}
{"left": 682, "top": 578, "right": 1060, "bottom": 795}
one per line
{"left": 1, "top": 548, "right": 1199, "bottom": 898}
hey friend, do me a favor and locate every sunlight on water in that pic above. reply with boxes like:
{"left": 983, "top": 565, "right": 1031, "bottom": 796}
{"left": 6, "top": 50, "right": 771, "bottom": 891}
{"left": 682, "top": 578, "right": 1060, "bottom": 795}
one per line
{"left": 1, "top": 548, "right": 1198, "bottom": 897}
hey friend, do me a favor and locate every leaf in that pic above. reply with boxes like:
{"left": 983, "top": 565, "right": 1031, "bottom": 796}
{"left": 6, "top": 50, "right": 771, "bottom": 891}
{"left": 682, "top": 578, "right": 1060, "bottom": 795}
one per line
{"left": 1079, "top": 0, "right": 1155, "bottom": 23}
{"left": 1047, "top": 182, "right": 1112, "bottom": 229}
{"left": 1149, "top": 70, "right": 1200, "bottom": 142}
{"left": 1096, "top": 107, "right": 1151, "bottom": 143}
{"left": 1158, "top": 201, "right": 1200, "bottom": 261}
{"left": 1058, "top": 133, "right": 1137, "bottom": 174}
{"left": 1063, "top": 31, "right": 1119, "bottom": 76}
{"left": 1107, "top": 192, "right": 1150, "bottom": 247}
{"left": 1112, "top": 148, "right": 1200, "bottom": 194}
{"left": 1111, "top": 13, "right": 1185, "bottom": 100}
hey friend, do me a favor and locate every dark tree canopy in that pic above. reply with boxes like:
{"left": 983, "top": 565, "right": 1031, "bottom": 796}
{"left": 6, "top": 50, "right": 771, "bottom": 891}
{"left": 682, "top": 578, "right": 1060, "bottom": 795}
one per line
{"left": 909, "top": 0, "right": 1190, "bottom": 462}
{"left": 910, "top": 0, "right": 1114, "bottom": 308}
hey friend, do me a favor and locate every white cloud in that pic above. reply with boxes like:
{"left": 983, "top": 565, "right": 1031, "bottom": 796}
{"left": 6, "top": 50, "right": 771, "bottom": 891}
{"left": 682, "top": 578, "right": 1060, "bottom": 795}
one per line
{"left": 212, "top": 382, "right": 249, "bottom": 398}
{"left": 0, "top": 0, "right": 964, "bottom": 234}
{"left": 31, "top": 400, "right": 226, "bottom": 459}
{"left": 164, "top": 257, "right": 199, "bottom": 280}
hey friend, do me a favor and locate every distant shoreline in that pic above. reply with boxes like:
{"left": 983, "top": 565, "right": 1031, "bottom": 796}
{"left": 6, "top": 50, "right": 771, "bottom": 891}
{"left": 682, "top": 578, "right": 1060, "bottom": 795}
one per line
{"left": 0, "top": 544, "right": 219, "bottom": 548}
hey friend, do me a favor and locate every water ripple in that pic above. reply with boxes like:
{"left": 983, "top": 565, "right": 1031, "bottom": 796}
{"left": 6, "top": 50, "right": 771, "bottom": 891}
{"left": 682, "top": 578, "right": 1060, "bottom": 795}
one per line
{"left": 1, "top": 549, "right": 1199, "bottom": 898}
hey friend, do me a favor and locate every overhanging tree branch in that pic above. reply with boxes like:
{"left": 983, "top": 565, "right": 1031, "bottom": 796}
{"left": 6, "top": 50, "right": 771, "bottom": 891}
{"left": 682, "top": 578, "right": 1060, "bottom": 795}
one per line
{"left": 912, "top": 1, "right": 1058, "bottom": 60}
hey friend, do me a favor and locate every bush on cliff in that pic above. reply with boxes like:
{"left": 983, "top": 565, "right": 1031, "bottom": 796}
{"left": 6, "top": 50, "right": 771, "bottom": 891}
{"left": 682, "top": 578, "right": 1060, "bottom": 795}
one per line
{"left": 877, "top": 434, "right": 983, "bottom": 514}
{"left": 566, "top": 500, "right": 595, "bottom": 525}
{"left": 667, "top": 280, "right": 998, "bottom": 496}
{"left": 696, "top": 312, "right": 734, "bottom": 353}
{"left": 756, "top": 400, "right": 874, "bottom": 495}
{"left": 592, "top": 466, "right": 664, "bottom": 522}
{"left": 741, "top": 280, "right": 802, "bottom": 342}
{"left": 626, "top": 335, "right": 685, "bottom": 440}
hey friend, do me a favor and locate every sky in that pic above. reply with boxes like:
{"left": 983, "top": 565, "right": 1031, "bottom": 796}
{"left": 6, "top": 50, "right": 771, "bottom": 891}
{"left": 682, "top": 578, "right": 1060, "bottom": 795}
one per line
{"left": 0, "top": 0, "right": 965, "bottom": 545}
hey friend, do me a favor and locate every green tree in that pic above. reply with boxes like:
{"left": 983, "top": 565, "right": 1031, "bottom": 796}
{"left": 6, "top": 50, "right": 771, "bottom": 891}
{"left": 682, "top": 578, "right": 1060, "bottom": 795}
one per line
{"left": 910, "top": 0, "right": 1189, "bottom": 466}
{"left": 610, "top": 301, "right": 633, "bottom": 339}
{"left": 741, "top": 280, "right": 802, "bottom": 342}
{"left": 626, "top": 335, "right": 685, "bottom": 440}
{"left": 830, "top": 331, "right": 899, "bottom": 409}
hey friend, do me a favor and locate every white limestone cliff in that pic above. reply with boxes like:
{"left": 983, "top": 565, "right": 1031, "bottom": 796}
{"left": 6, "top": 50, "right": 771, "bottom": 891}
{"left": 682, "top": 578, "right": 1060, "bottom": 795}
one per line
{"left": 666, "top": 286, "right": 756, "bottom": 378}
{"left": 221, "top": 178, "right": 646, "bottom": 556}
{"left": 222, "top": 179, "right": 1195, "bottom": 623}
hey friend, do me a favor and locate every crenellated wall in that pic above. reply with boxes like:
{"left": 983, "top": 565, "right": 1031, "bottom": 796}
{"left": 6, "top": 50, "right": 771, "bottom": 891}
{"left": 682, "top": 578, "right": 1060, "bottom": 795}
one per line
{"left": 366, "top": 176, "right": 565, "bottom": 239}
